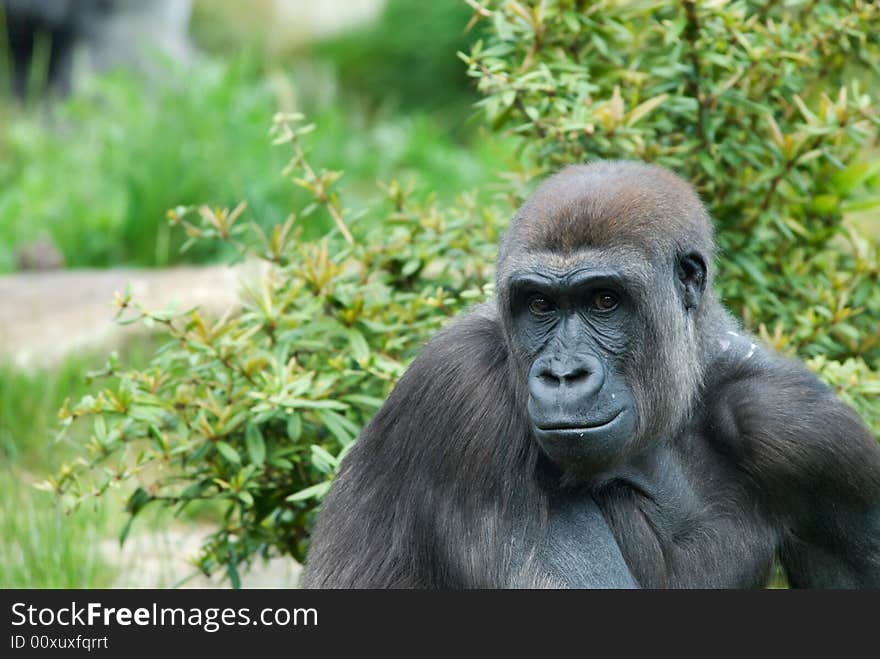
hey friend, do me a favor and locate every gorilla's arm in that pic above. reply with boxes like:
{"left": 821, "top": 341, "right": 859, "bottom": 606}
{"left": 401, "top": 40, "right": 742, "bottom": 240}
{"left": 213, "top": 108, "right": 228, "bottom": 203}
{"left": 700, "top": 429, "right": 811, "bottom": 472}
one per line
{"left": 712, "top": 357, "right": 880, "bottom": 587}
{"left": 302, "top": 304, "right": 635, "bottom": 588}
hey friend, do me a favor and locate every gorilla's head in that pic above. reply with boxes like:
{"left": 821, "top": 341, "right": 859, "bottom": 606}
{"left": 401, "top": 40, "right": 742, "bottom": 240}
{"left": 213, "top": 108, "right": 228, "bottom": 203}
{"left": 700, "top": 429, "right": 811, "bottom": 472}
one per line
{"left": 496, "top": 162, "right": 716, "bottom": 480}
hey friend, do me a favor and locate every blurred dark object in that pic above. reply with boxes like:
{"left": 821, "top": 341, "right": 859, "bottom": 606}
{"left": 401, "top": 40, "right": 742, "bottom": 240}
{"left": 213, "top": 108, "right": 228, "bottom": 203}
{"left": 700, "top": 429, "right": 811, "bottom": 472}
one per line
{"left": 2, "top": 0, "right": 193, "bottom": 99}
{"left": 15, "top": 235, "right": 64, "bottom": 270}
{"left": 2, "top": 0, "right": 112, "bottom": 97}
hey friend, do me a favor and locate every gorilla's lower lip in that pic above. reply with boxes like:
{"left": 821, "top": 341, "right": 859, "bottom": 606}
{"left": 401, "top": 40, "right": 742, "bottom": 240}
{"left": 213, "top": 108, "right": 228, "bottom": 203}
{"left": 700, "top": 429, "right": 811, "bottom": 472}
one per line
{"left": 535, "top": 409, "right": 625, "bottom": 433}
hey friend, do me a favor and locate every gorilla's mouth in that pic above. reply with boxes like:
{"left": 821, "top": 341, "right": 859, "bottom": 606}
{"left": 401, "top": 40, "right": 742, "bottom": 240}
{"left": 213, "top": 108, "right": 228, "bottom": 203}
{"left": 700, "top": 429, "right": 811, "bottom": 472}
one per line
{"left": 534, "top": 408, "right": 625, "bottom": 433}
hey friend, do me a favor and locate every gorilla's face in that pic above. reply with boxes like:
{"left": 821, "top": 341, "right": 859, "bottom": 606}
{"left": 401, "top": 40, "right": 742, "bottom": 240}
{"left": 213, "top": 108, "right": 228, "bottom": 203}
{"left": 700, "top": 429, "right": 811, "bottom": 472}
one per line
{"left": 508, "top": 265, "right": 640, "bottom": 475}
{"left": 496, "top": 163, "right": 712, "bottom": 480}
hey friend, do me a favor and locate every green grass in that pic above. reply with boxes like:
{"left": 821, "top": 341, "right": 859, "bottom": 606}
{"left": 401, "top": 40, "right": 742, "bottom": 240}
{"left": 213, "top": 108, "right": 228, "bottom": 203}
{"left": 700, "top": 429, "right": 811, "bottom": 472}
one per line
{"left": 0, "top": 356, "right": 113, "bottom": 587}
{"left": 0, "top": 342, "right": 160, "bottom": 587}
{"left": 0, "top": 476, "right": 114, "bottom": 588}
{"left": 1, "top": 357, "right": 94, "bottom": 469}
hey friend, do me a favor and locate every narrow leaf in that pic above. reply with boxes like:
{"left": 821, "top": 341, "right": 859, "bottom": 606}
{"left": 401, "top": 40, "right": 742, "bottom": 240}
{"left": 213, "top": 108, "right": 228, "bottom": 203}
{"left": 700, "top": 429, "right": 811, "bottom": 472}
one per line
{"left": 245, "top": 423, "right": 266, "bottom": 466}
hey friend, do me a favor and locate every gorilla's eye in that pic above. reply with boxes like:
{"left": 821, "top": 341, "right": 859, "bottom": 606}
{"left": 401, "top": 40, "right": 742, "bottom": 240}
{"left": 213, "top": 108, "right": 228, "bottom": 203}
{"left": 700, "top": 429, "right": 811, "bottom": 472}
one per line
{"left": 591, "top": 290, "right": 619, "bottom": 312}
{"left": 527, "top": 295, "right": 556, "bottom": 316}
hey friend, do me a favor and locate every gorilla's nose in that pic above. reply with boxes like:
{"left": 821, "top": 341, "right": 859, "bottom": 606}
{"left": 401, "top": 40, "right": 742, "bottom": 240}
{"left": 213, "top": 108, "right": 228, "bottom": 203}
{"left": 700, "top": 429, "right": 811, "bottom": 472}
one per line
{"left": 528, "top": 355, "right": 605, "bottom": 409}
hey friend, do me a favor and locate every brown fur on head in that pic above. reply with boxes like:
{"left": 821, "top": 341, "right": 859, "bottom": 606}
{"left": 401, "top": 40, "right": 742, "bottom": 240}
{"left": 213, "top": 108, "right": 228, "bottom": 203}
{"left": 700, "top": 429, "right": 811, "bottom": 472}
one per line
{"left": 497, "top": 161, "right": 715, "bottom": 281}
{"left": 496, "top": 161, "right": 718, "bottom": 448}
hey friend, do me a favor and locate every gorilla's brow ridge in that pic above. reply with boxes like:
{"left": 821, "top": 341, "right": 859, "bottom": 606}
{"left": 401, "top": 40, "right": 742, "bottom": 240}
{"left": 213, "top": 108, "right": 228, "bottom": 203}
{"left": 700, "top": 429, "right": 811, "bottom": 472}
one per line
{"left": 512, "top": 247, "right": 655, "bottom": 292}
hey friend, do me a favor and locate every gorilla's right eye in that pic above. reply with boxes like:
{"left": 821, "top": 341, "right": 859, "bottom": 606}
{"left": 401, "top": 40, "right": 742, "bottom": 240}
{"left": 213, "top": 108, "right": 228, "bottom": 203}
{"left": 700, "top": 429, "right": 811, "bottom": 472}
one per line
{"left": 527, "top": 295, "right": 556, "bottom": 316}
{"left": 591, "top": 290, "right": 620, "bottom": 312}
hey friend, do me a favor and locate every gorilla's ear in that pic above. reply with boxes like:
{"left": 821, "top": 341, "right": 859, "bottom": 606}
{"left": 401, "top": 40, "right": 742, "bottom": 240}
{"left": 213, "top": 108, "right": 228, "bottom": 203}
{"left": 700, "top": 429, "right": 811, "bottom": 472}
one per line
{"left": 676, "top": 252, "right": 707, "bottom": 311}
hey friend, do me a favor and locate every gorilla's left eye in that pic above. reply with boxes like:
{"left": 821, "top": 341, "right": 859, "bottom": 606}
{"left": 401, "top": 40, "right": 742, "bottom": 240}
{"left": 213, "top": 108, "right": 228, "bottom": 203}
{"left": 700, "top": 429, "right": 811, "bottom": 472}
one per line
{"left": 527, "top": 295, "right": 556, "bottom": 316}
{"left": 591, "top": 290, "right": 620, "bottom": 312}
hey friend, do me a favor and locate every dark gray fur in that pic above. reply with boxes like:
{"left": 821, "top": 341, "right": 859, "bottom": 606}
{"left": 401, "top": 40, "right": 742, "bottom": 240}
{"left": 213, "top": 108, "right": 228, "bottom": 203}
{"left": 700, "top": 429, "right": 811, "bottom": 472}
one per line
{"left": 303, "top": 162, "right": 880, "bottom": 588}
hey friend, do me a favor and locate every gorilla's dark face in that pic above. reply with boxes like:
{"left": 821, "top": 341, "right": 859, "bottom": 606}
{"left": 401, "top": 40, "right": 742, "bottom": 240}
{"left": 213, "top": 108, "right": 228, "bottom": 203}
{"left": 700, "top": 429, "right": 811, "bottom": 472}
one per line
{"left": 508, "top": 265, "right": 639, "bottom": 474}
{"left": 497, "top": 162, "right": 715, "bottom": 479}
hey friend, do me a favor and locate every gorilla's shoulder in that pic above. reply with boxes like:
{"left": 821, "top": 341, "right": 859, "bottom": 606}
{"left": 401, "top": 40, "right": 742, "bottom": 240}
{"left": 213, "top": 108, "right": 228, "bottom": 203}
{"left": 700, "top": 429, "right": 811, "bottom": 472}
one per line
{"left": 706, "top": 352, "right": 880, "bottom": 497}
{"left": 409, "top": 302, "right": 509, "bottom": 379}
{"left": 357, "top": 301, "right": 518, "bottom": 461}
{"left": 371, "top": 302, "right": 513, "bottom": 427}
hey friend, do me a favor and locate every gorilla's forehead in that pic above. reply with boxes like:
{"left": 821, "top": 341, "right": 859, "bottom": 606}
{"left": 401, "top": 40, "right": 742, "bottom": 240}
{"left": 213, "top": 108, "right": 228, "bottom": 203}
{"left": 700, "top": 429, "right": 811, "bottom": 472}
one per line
{"left": 509, "top": 245, "right": 658, "bottom": 289}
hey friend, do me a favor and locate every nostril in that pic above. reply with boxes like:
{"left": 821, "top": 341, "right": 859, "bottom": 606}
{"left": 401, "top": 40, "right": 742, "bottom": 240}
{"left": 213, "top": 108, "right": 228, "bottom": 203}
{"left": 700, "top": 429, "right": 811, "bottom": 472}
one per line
{"left": 537, "top": 367, "right": 592, "bottom": 389}
{"left": 563, "top": 367, "right": 591, "bottom": 385}
{"left": 529, "top": 356, "right": 604, "bottom": 401}
{"left": 538, "top": 372, "right": 561, "bottom": 389}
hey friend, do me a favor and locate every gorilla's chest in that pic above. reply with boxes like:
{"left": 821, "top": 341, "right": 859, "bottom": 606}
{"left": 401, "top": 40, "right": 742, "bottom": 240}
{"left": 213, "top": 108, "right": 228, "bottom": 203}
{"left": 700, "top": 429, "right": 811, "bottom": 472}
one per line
{"left": 594, "top": 441, "right": 779, "bottom": 588}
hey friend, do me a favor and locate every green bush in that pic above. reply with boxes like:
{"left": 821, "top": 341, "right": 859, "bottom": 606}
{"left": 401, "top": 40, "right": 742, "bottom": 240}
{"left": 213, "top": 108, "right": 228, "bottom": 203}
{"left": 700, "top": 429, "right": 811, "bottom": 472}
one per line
{"left": 54, "top": 2, "right": 879, "bottom": 584}
{"left": 461, "top": 0, "right": 880, "bottom": 420}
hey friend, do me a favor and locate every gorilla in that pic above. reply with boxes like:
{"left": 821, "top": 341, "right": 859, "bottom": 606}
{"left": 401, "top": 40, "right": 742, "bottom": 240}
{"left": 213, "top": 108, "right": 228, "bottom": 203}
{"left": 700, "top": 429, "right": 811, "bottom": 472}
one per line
{"left": 303, "top": 161, "right": 880, "bottom": 588}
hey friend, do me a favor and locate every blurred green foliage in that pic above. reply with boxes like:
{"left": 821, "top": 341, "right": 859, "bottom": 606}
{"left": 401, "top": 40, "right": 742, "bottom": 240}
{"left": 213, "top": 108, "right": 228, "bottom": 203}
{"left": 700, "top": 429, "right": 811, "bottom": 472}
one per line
{"left": 0, "top": 54, "right": 508, "bottom": 272}
{"left": 53, "top": 1, "right": 880, "bottom": 583}
{"left": 0, "top": 476, "right": 113, "bottom": 588}
{"left": 314, "top": 0, "right": 479, "bottom": 114}
{"left": 0, "top": 354, "right": 133, "bottom": 588}
{"left": 2, "top": 356, "right": 104, "bottom": 469}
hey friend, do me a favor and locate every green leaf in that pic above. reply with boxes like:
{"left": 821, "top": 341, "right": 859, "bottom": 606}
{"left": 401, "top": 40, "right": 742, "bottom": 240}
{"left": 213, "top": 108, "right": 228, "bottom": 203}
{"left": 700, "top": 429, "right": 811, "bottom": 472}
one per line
{"left": 285, "top": 481, "right": 331, "bottom": 502}
{"left": 148, "top": 424, "right": 168, "bottom": 452}
{"left": 831, "top": 161, "right": 880, "bottom": 195}
{"left": 401, "top": 258, "right": 421, "bottom": 277}
{"left": 286, "top": 414, "right": 302, "bottom": 441}
{"left": 268, "top": 457, "right": 293, "bottom": 470}
{"left": 347, "top": 329, "right": 371, "bottom": 365}
{"left": 317, "top": 410, "right": 357, "bottom": 446}
{"left": 245, "top": 423, "right": 266, "bottom": 466}
{"left": 227, "top": 562, "right": 241, "bottom": 589}
{"left": 180, "top": 481, "right": 209, "bottom": 500}
{"left": 842, "top": 196, "right": 880, "bottom": 212}
{"left": 811, "top": 194, "right": 838, "bottom": 214}
{"left": 119, "top": 487, "right": 152, "bottom": 546}
{"left": 310, "top": 445, "right": 338, "bottom": 474}
{"left": 342, "top": 394, "right": 386, "bottom": 409}
{"left": 279, "top": 397, "right": 348, "bottom": 411}
{"left": 125, "top": 486, "right": 151, "bottom": 515}
{"left": 119, "top": 516, "right": 135, "bottom": 547}
{"left": 626, "top": 93, "right": 668, "bottom": 127}
{"left": 731, "top": 254, "right": 769, "bottom": 287}
{"left": 215, "top": 441, "right": 241, "bottom": 464}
